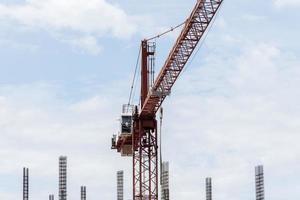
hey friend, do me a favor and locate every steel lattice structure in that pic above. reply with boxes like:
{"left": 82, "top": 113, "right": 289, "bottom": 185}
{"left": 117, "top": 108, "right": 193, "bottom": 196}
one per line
{"left": 132, "top": 117, "right": 158, "bottom": 200}
{"left": 206, "top": 178, "right": 212, "bottom": 200}
{"left": 23, "top": 167, "right": 29, "bottom": 200}
{"left": 161, "top": 162, "right": 169, "bottom": 200}
{"left": 49, "top": 194, "right": 54, "bottom": 200}
{"left": 59, "top": 156, "right": 67, "bottom": 200}
{"left": 113, "top": 1, "right": 224, "bottom": 200}
{"left": 81, "top": 186, "right": 86, "bottom": 200}
{"left": 132, "top": 40, "right": 158, "bottom": 200}
{"left": 255, "top": 165, "right": 265, "bottom": 200}
{"left": 141, "top": 0, "right": 224, "bottom": 116}
{"left": 117, "top": 171, "right": 124, "bottom": 200}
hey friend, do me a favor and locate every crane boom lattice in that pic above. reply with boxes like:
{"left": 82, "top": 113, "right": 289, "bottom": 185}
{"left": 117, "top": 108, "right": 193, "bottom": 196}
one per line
{"left": 141, "top": 0, "right": 223, "bottom": 116}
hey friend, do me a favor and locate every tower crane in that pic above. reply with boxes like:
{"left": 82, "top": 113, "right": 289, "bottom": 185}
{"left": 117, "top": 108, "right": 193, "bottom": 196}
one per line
{"left": 111, "top": 0, "right": 224, "bottom": 199}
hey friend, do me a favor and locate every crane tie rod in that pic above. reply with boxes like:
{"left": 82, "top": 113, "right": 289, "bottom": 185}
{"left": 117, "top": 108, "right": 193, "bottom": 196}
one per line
{"left": 127, "top": 45, "right": 141, "bottom": 107}
{"left": 146, "top": 20, "right": 187, "bottom": 41}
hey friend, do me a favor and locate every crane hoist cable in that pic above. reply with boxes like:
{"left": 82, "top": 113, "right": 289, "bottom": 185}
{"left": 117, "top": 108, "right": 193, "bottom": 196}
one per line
{"left": 132, "top": 65, "right": 141, "bottom": 108}
{"left": 127, "top": 45, "right": 141, "bottom": 108}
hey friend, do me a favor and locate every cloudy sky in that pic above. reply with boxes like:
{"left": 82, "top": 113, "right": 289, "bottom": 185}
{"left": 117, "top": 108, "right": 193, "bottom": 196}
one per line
{"left": 0, "top": 0, "right": 300, "bottom": 199}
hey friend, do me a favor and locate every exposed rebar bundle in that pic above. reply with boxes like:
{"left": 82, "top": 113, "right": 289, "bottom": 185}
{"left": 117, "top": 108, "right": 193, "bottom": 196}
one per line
{"left": 161, "top": 162, "right": 169, "bottom": 200}
{"left": 81, "top": 186, "right": 86, "bottom": 200}
{"left": 206, "top": 178, "right": 212, "bottom": 200}
{"left": 255, "top": 165, "right": 265, "bottom": 200}
{"left": 117, "top": 171, "right": 124, "bottom": 200}
{"left": 23, "top": 167, "right": 29, "bottom": 200}
{"left": 59, "top": 156, "right": 67, "bottom": 200}
{"left": 49, "top": 194, "right": 54, "bottom": 200}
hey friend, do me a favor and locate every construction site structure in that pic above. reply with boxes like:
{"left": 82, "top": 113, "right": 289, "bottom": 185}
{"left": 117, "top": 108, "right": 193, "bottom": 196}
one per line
{"left": 59, "top": 156, "right": 67, "bottom": 200}
{"left": 255, "top": 165, "right": 265, "bottom": 200}
{"left": 161, "top": 162, "right": 169, "bottom": 200}
{"left": 111, "top": 0, "right": 224, "bottom": 199}
{"left": 23, "top": 167, "right": 29, "bottom": 200}
{"left": 117, "top": 171, "right": 124, "bottom": 200}
{"left": 49, "top": 194, "right": 54, "bottom": 200}
{"left": 81, "top": 186, "right": 86, "bottom": 200}
{"left": 206, "top": 178, "right": 212, "bottom": 200}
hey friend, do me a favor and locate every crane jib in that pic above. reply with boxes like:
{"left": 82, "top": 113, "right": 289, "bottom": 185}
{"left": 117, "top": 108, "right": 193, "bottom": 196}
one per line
{"left": 140, "top": 0, "right": 224, "bottom": 116}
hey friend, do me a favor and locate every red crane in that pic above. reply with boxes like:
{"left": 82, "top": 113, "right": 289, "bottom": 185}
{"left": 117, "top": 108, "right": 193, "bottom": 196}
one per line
{"left": 112, "top": 0, "right": 224, "bottom": 199}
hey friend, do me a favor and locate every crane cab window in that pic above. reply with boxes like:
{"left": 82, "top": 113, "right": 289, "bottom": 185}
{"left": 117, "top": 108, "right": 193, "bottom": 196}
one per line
{"left": 121, "top": 115, "right": 132, "bottom": 134}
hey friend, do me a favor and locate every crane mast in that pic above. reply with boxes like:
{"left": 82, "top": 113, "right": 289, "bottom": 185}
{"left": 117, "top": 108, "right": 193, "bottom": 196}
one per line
{"left": 112, "top": 0, "right": 224, "bottom": 199}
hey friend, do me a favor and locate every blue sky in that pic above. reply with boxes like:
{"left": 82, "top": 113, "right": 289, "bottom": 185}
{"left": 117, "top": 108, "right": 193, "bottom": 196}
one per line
{"left": 0, "top": 0, "right": 300, "bottom": 199}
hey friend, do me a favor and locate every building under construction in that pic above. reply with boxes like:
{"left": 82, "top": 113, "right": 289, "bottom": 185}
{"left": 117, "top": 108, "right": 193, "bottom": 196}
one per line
{"left": 19, "top": 156, "right": 267, "bottom": 200}
{"left": 13, "top": 0, "right": 276, "bottom": 199}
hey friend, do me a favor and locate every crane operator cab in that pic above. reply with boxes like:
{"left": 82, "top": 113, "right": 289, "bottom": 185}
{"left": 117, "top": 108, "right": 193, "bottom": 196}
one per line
{"left": 111, "top": 104, "right": 134, "bottom": 156}
{"left": 121, "top": 114, "right": 132, "bottom": 134}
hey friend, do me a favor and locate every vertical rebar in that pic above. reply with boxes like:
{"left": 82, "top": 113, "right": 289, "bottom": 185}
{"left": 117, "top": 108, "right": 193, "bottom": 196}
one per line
{"left": 81, "top": 186, "right": 86, "bottom": 200}
{"left": 117, "top": 171, "right": 124, "bottom": 200}
{"left": 23, "top": 167, "right": 29, "bottom": 200}
{"left": 49, "top": 194, "right": 54, "bottom": 200}
{"left": 59, "top": 156, "right": 67, "bottom": 200}
{"left": 161, "top": 162, "right": 169, "bottom": 200}
{"left": 255, "top": 165, "right": 265, "bottom": 200}
{"left": 206, "top": 177, "right": 212, "bottom": 200}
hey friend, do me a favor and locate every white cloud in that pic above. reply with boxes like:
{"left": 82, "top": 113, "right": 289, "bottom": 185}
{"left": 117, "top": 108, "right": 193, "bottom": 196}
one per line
{"left": 0, "top": 38, "right": 39, "bottom": 52}
{"left": 0, "top": 0, "right": 138, "bottom": 54}
{"left": 0, "top": 41, "right": 300, "bottom": 199}
{"left": 161, "top": 43, "right": 300, "bottom": 200}
{"left": 0, "top": 0, "right": 299, "bottom": 199}
{"left": 0, "top": 0, "right": 137, "bottom": 38}
{"left": 0, "top": 82, "right": 130, "bottom": 200}
{"left": 242, "top": 14, "right": 267, "bottom": 21}
{"left": 273, "top": 0, "right": 300, "bottom": 7}
{"left": 64, "top": 35, "right": 102, "bottom": 55}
